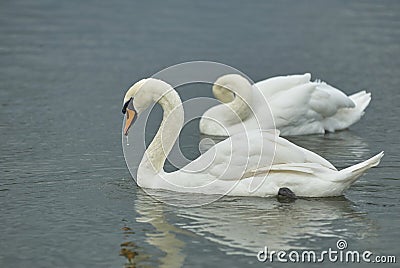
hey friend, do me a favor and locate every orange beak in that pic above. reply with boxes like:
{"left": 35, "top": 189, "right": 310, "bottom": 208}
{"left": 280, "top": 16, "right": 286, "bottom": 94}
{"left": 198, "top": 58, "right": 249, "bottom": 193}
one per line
{"left": 124, "top": 109, "right": 136, "bottom": 136}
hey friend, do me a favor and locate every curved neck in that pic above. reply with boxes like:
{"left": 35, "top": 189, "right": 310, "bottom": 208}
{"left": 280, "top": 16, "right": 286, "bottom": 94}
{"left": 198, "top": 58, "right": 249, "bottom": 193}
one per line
{"left": 139, "top": 82, "right": 184, "bottom": 175}
{"left": 213, "top": 75, "right": 253, "bottom": 121}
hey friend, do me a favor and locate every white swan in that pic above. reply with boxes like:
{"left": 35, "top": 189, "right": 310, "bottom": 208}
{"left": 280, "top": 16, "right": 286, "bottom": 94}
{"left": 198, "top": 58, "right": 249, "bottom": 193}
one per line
{"left": 122, "top": 78, "right": 383, "bottom": 197}
{"left": 199, "top": 73, "right": 371, "bottom": 136}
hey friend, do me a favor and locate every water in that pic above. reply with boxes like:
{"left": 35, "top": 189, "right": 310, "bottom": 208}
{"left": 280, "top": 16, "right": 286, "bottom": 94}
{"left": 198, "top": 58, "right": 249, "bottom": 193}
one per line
{"left": 1, "top": 0, "right": 399, "bottom": 267}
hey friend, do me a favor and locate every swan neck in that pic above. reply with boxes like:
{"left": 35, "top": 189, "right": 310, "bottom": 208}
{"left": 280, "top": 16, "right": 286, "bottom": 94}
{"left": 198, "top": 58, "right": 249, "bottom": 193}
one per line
{"left": 227, "top": 92, "right": 251, "bottom": 121}
{"left": 140, "top": 87, "right": 183, "bottom": 175}
{"left": 213, "top": 76, "right": 253, "bottom": 121}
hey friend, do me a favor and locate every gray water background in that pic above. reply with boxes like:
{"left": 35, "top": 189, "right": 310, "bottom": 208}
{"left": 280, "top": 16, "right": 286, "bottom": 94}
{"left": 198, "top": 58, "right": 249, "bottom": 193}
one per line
{"left": 1, "top": 0, "right": 399, "bottom": 267}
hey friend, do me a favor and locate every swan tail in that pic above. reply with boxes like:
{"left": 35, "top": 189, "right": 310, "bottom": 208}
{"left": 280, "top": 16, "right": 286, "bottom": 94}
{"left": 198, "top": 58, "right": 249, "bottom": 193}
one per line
{"left": 349, "top": 90, "right": 372, "bottom": 118}
{"left": 336, "top": 152, "right": 383, "bottom": 184}
{"left": 323, "top": 90, "right": 371, "bottom": 132}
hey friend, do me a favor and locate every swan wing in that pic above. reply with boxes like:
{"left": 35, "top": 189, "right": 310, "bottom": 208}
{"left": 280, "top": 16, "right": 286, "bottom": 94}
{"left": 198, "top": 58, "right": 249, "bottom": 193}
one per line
{"left": 254, "top": 73, "right": 311, "bottom": 98}
{"left": 269, "top": 81, "right": 356, "bottom": 135}
{"left": 180, "top": 130, "right": 335, "bottom": 181}
{"left": 309, "top": 82, "right": 355, "bottom": 117}
{"left": 242, "top": 162, "right": 333, "bottom": 180}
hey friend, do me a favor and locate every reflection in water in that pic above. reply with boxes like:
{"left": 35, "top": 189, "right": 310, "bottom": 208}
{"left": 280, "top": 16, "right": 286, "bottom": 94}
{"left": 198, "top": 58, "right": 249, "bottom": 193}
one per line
{"left": 129, "top": 191, "right": 191, "bottom": 268}
{"left": 119, "top": 225, "right": 150, "bottom": 268}
{"left": 120, "top": 241, "right": 137, "bottom": 267}
{"left": 176, "top": 197, "right": 374, "bottom": 256}
{"left": 133, "top": 190, "right": 376, "bottom": 259}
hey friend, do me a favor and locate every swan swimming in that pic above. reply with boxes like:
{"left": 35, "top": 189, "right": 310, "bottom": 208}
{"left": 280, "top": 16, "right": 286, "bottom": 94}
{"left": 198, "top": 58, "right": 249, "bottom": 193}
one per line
{"left": 122, "top": 78, "right": 383, "bottom": 197}
{"left": 200, "top": 73, "right": 371, "bottom": 136}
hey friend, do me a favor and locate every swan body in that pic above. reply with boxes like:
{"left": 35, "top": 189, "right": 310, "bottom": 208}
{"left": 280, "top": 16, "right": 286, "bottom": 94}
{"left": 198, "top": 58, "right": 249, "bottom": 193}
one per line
{"left": 200, "top": 73, "right": 371, "bottom": 136}
{"left": 122, "top": 78, "right": 382, "bottom": 197}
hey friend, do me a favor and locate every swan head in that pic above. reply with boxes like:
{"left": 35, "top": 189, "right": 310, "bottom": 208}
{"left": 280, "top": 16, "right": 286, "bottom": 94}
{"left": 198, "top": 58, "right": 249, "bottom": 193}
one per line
{"left": 122, "top": 78, "right": 179, "bottom": 135}
{"left": 212, "top": 74, "right": 252, "bottom": 103}
{"left": 122, "top": 78, "right": 150, "bottom": 136}
{"left": 122, "top": 78, "right": 149, "bottom": 106}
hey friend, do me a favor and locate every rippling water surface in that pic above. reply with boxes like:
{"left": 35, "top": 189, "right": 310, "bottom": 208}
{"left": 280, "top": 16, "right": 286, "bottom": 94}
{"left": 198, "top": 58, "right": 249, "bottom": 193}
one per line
{"left": 1, "top": 0, "right": 399, "bottom": 267}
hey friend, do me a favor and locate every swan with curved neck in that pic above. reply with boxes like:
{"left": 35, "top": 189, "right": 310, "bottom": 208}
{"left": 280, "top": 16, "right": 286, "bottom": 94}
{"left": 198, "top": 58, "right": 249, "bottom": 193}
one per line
{"left": 122, "top": 78, "right": 383, "bottom": 197}
{"left": 123, "top": 78, "right": 183, "bottom": 175}
{"left": 200, "top": 73, "right": 371, "bottom": 136}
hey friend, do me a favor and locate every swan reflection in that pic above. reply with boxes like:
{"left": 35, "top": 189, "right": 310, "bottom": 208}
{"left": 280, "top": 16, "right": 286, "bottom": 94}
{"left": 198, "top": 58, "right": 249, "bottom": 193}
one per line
{"left": 133, "top": 189, "right": 375, "bottom": 259}
{"left": 129, "top": 191, "right": 189, "bottom": 268}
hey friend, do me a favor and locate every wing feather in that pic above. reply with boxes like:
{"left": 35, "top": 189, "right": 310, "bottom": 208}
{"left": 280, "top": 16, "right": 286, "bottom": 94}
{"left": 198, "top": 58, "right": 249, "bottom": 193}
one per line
{"left": 181, "top": 130, "right": 336, "bottom": 181}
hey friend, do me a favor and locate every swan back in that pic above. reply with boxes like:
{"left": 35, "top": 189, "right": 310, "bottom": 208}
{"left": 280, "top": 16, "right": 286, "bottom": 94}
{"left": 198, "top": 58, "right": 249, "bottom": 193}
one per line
{"left": 255, "top": 73, "right": 311, "bottom": 98}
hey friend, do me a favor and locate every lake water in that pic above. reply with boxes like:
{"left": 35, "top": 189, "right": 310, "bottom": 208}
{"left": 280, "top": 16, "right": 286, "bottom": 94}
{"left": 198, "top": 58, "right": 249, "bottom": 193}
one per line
{"left": 1, "top": 0, "right": 399, "bottom": 267}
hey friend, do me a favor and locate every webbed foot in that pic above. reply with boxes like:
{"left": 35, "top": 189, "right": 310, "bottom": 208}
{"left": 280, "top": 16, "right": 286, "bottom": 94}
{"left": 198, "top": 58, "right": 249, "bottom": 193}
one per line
{"left": 277, "top": 187, "right": 297, "bottom": 202}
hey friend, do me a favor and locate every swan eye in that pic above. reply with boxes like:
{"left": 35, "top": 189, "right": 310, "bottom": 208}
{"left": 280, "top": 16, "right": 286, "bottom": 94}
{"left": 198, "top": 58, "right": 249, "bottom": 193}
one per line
{"left": 127, "top": 98, "right": 135, "bottom": 111}
{"left": 122, "top": 97, "right": 133, "bottom": 114}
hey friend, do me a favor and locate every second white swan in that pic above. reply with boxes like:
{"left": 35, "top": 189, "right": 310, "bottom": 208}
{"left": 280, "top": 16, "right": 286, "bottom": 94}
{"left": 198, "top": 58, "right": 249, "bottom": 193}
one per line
{"left": 200, "top": 73, "right": 371, "bottom": 136}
